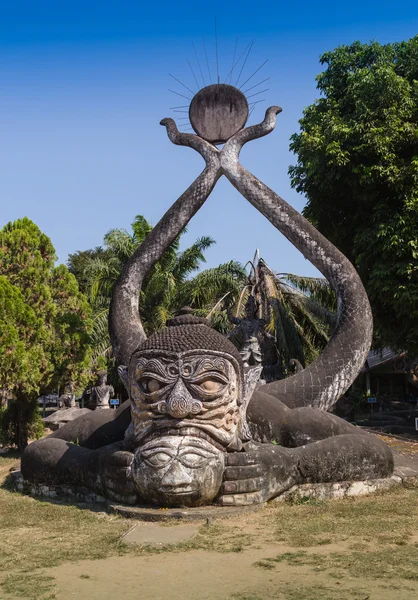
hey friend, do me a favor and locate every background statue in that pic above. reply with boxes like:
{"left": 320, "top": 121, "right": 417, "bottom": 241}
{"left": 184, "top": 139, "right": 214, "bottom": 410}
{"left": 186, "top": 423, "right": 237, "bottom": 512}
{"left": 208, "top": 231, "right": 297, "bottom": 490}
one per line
{"left": 59, "top": 383, "right": 76, "bottom": 409}
{"left": 21, "top": 83, "right": 393, "bottom": 508}
{"left": 227, "top": 295, "right": 275, "bottom": 368}
{"left": 88, "top": 371, "right": 114, "bottom": 410}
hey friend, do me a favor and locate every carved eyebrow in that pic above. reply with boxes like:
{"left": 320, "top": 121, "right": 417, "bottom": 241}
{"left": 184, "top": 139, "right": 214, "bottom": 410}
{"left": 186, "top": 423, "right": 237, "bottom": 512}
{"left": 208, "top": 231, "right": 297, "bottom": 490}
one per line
{"left": 192, "top": 358, "right": 230, "bottom": 376}
{"left": 178, "top": 447, "right": 217, "bottom": 459}
{"left": 141, "top": 439, "right": 178, "bottom": 451}
{"left": 136, "top": 359, "right": 178, "bottom": 378}
{"left": 179, "top": 438, "right": 218, "bottom": 454}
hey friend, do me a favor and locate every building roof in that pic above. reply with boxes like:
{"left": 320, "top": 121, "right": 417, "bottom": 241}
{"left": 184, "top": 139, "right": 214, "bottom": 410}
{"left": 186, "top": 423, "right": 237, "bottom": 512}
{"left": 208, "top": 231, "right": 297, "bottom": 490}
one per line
{"left": 363, "top": 348, "right": 407, "bottom": 372}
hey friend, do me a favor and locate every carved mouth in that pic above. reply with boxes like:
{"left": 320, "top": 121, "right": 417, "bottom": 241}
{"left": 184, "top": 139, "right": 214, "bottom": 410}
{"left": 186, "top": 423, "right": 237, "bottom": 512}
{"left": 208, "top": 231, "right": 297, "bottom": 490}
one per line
{"left": 161, "top": 488, "right": 195, "bottom": 495}
{"left": 142, "top": 425, "right": 226, "bottom": 452}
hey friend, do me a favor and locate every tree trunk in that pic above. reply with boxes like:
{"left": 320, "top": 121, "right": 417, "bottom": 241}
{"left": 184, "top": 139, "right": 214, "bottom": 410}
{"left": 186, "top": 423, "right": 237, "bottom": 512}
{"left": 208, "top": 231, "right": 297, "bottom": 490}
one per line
{"left": 0, "top": 391, "right": 7, "bottom": 409}
{"left": 15, "top": 397, "right": 29, "bottom": 450}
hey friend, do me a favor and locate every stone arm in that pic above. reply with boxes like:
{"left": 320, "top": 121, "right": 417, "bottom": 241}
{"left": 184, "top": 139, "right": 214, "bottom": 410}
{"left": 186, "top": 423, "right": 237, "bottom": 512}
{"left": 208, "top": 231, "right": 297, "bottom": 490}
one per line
{"left": 221, "top": 108, "right": 373, "bottom": 412}
{"left": 109, "top": 121, "right": 221, "bottom": 365}
{"left": 260, "top": 326, "right": 275, "bottom": 341}
{"left": 21, "top": 437, "right": 138, "bottom": 505}
{"left": 48, "top": 400, "right": 132, "bottom": 449}
{"left": 227, "top": 307, "right": 242, "bottom": 326}
{"left": 218, "top": 433, "right": 394, "bottom": 506}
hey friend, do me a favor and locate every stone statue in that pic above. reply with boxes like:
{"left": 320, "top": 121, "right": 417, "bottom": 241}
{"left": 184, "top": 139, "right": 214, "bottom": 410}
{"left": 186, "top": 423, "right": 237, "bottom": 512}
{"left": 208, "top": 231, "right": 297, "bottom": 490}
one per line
{"left": 59, "top": 383, "right": 76, "bottom": 408}
{"left": 21, "top": 83, "right": 393, "bottom": 508}
{"left": 228, "top": 295, "right": 274, "bottom": 368}
{"left": 89, "top": 372, "right": 114, "bottom": 410}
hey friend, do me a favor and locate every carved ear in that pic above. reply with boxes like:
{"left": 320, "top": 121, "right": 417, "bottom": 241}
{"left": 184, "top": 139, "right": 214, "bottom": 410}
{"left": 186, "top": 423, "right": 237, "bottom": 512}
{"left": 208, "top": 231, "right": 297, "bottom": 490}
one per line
{"left": 117, "top": 365, "right": 129, "bottom": 394}
{"left": 243, "top": 365, "right": 263, "bottom": 403}
{"left": 238, "top": 365, "right": 263, "bottom": 442}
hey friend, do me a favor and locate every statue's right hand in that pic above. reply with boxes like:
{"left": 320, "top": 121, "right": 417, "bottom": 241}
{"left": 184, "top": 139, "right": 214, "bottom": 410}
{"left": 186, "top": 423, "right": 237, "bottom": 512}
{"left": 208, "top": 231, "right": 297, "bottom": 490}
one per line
{"left": 97, "top": 446, "right": 138, "bottom": 505}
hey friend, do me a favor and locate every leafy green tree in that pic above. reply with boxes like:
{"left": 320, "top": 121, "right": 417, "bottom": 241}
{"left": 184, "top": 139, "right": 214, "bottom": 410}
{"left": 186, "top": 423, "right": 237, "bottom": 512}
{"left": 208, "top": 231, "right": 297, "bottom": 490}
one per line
{"left": 66, "top": 247, "right": 110, "bottom": 294}
{"left": 289, "top": 37, "right": 418, "bottom": 354}
{"left": 68, "top": 215, "right": 247, "bottom": 360}
{"left": 0, "top": 218, "right": 92, "bottom": 448}
{"left": 0, "top": 277, "right": 48, "bottom": 399}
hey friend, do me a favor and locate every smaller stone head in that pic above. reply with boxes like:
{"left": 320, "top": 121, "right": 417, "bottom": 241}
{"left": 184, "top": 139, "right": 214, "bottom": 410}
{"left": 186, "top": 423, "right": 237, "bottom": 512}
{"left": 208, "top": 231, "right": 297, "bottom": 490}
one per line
{"left": 245, "top": 295, "right": 258, "bottom": 319}
{"left": 97, "top": 371, "right": 107, "bottom": 385}
{"left": 130, "top": 435, "right": 225, "bottom": 507}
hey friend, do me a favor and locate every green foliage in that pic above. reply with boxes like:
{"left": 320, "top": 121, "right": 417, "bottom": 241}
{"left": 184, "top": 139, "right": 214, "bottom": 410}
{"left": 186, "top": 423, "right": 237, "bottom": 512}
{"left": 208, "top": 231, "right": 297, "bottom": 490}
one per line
{"left": 0, "top": 403, "right": 44, "bottom": 447}
{"left": 67, "top": 246, "right": 110, "bottom": 294}
{"left": 0, "top": 217, "right": 92, "bottom": 447}
{"left": 289, "top": 36, "right": 418, "bottom": 354}
{"left": 69, "top": 215, "right": 247, "bottom": 362}
{"left": 0, "top": 276, "right": 48, "bottom": 397}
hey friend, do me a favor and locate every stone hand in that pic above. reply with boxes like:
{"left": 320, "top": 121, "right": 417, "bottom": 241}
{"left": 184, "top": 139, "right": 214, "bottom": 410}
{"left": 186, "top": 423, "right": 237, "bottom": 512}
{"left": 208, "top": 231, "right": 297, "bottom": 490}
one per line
{"left": 97, "top": 444, "right": 138, "bottom": 505}
{"left": 217, "top": 442, "right": 298, "bottom": 506}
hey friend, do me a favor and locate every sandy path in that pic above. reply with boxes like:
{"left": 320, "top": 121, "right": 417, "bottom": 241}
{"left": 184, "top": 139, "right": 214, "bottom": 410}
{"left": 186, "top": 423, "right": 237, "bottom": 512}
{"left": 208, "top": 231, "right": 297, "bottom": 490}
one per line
{"left": 47, "top": 544, "right": 417, "bottom": 600}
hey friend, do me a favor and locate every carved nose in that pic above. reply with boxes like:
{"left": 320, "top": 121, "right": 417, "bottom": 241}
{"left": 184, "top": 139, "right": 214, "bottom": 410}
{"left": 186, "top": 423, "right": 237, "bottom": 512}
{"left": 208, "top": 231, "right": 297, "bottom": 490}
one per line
{"left": 160, "top": 461, "right": 193, "bottom": 488}
{"left": 164, "top": 379, "right": 202, "bottom": 418}
{"left": 166, "top": 396, "right": 194, "bottom": 418}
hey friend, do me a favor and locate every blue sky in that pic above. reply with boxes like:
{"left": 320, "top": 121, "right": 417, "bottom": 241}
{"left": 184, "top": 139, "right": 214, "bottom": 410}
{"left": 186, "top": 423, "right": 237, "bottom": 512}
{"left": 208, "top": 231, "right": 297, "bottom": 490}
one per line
{"left": 1, "top": 1, "right": 417, "bottom": 277}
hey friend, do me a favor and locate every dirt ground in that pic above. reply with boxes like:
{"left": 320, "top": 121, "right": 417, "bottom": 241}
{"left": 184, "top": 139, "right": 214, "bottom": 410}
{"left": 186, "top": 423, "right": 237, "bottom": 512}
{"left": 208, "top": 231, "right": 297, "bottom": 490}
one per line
{"left": 49, "top": 542, "right": 417, "bottom": 600}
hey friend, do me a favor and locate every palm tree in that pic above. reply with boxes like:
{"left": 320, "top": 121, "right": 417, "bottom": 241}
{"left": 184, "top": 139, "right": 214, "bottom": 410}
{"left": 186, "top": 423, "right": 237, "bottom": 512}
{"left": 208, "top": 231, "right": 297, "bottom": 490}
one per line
{"left": 69, "top": 215, "right": 247, "bottom": 360}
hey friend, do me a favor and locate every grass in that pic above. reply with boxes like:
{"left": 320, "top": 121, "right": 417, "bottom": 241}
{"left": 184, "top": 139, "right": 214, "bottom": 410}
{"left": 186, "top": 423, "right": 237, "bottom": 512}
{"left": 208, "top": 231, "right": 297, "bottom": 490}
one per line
{"left": 259, "top": 484, "right": 418, "bottom": 547}
{"left": 1, "top": 453, "right": 418, "bottom": 599}
{"left": 1, "top": 573, "right": 56, "bottom": 600}
{"left": 0, "top": 455, "right": 132, "bottom": 598}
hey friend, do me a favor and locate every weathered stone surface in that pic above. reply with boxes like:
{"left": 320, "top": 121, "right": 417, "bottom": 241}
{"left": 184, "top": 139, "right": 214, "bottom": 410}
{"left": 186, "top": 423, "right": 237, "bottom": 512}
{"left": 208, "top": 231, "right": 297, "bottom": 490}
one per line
{"left": 131, "top": 435, "right": 225, "bottom": 508}
{"left": 189, "top": 84, "right": 248, "bottom": 144}
{"left": 121, "top": 522, "right": 199, "bottom": 544}
{"left": 48, "top": 400, "right": 131, "bottom": 448}
{"left": 273, "top": 476, "right": 401, "bottom": 503}
{"left": 12, "top": 471, "right": 107, "bottom": 504}
{"left": 110, "top": 502, "right": 261, "bottom": 521}
{"left": 43, "top": 407, "right": 91, "bottom": 431}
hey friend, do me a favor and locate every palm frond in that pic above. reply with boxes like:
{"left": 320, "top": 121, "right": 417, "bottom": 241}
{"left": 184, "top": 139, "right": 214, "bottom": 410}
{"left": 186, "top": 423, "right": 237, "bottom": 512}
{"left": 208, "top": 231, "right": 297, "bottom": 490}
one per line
{"left": 172, "top": 236, "right": 215, "bottom": 282}
{"left": 131, "top": 215, "right": 152, "bottom": 245}
{"left": 281, "top": 273, "right": 337, "bottom": 311}
{"left": 103, "top": 229, "right": 136, "bottom": 263}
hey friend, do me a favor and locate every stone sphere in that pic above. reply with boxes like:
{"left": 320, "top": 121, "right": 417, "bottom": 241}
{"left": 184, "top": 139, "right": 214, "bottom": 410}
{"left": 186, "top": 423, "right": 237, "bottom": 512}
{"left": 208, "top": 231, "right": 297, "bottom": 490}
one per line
{"left": 189, "top": 84, "right": 248, "bottom": 144}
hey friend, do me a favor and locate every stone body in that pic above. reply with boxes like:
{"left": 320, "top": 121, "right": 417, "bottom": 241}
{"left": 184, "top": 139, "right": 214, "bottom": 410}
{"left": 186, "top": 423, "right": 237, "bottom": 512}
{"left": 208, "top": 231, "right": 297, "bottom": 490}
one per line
{"left": 228, "top": 296, "right": 274, "bottom": 368}
{"left": 89, "top": 373, "right": 114, "bottom": 410}
{"left": 21, "top": 86, "right": 392, "bottom": 508}
{"left": 42, "top": 407, "right": 91, "bottom": 432}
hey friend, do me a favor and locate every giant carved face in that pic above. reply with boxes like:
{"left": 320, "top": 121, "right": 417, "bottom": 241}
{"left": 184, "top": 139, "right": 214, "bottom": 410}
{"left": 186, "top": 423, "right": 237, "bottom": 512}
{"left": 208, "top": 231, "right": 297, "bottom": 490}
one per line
{"left": 127, "top": 316, "right": 248, "bottom": 506}
{"left": 130, "top": 350, "right": 242, "bottom": 449}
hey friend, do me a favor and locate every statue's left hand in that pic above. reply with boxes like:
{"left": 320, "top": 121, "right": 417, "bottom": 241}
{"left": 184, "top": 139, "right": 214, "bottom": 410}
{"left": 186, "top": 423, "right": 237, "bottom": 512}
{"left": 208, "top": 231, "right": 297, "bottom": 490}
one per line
{"left": 217, "top": 442, "right": 297, "bottom": 506}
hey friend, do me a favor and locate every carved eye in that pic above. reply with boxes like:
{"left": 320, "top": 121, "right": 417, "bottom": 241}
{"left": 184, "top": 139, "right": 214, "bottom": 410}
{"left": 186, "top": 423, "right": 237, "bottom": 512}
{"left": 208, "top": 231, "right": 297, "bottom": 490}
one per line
{"left": 139, "top": 378, "right": 163, "bottom": 394}
{"left": 179, "top": 452, "right": 211, "bottom": 468}
{"left": 199, "top": 379, "right": 223, "bottom": 392}
{"left": 144, "top": 452, "right": 172, "bottom": 468}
